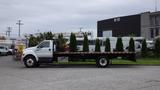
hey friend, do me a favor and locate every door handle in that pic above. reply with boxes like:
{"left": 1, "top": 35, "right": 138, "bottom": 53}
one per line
{"left": 49, "top": 49, "right": 51, "bottom": 51}
{"left": 36, "top": 49, "right": 39, "bottom": 51}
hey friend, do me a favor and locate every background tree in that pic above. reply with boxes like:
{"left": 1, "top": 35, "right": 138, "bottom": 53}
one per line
{"left": 27, "top": 32, "right": 54, "bottom": 47}
{"left": 46, "top": 32, "right": 54, "bottom": 40}
{"left": 95, "top": 39, "right": 100, "bottom": 52}
{"left": 105, "top": 38, "right": 111, "bottom": 52}
{"left": 69, "top": 33, "right": 77, "bottom": 52}
{"left": 28, "top": 35, "right": 38, "bottom": 47}
{"left": 56, "top": 34, "right": 66, "bottom": 52}
{"left": 36, "top": 36, "right": 41, "bottom": 44}
{"left": 141, "top": 39, "right": 147, "bottom": 57}
{"left": 154, "top": 38, "right": 160, "bottom": 57}
{"left": 39, "top": 33, "right": 44, "bottom": 41}
{"left": 83, "top": 34, "right": 89, "bottom": 52}
{"left": 115, "top": 37, "right": 124, "bottom": 52}
{"left": 128, "top": 38, "right": 135, "bottom": 52}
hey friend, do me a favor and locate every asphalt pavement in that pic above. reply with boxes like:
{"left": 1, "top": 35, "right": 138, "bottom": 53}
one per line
{"left": 0, "top": 56, "right": 160, "bottom": 90}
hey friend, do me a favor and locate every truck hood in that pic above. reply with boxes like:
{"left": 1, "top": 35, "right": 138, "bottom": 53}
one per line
{"left": 24, "top": 46, "right": 37, "bottom": 51}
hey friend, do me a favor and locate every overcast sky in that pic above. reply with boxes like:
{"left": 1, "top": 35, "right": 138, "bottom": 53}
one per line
{"left": 0, "top": 0, "right": 159, "bottom": 37}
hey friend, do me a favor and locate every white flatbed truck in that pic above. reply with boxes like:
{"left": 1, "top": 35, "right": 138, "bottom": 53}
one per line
{"left": 22, "top": 40, "right": 136, "bottom": 68}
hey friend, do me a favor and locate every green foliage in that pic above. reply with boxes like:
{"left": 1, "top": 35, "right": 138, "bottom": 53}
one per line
{"left": 95, "top": 39, "right": 100, "bottom": 52}
{"left": 128, "top": 38, "right": 135, "bottom": 52}
{"left": 129, "top": 33, "right": 136, "bottom": 37}
{"left": 69, "top": 33, "right": 77, "bottom": 52}
{"left": 154, "top": 38, "right": 160, "bottom": 57}
{"left": 28, "top": 32, "right": 54, "bottom": 47}
{"left": 46, "top": 32, "right": 54, "bottom": 40}
{"left": 28, "top": 35, "right": 38, "bottom": 47}
{"left": 141, "top": 39, "right": 147, "bottom": 57}
{"left": 56, "top": 34, "right": 66, "bottom": 52}
{"left": 83, "top": 34, "right": 89, "bottom": 52}
{"left": 105, "top": 38, "right": 111, "bottom": 52}
{"left": 115, "top": 37, "right": 124, "bottom": 52}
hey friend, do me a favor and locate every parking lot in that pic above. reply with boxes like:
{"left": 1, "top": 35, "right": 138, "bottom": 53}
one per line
{"left": 0, "top": 56, "right": 160, "bottom": 90}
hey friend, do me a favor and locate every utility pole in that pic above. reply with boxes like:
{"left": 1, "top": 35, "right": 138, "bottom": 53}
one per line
{"left": 16, "top": 20, "right": 23, "bottom": 37}
{"left": 79, "top": 27, "right": 83, "bottom": 32}
{"left": 155, "top": 0, "right": 157, "bottom": 12}
{"left": 6, "top": 27, "right": 12, "bottom": 37}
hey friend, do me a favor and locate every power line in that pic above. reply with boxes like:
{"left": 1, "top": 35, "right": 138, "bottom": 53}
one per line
{"left": 16, "top": 20, "right": 23, "bottom": 37}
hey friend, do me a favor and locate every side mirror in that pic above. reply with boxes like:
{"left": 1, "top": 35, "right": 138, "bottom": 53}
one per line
{"left": 37, "top": 46, "right": 42, "bottom": 49}
{"left": 38, "top": 44, "right": 44, "bottom": 48}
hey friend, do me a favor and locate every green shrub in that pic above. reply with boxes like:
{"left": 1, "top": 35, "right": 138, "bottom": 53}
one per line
{"left": 95, "top": 39, "right": 100, "bottom": 52}
{"left": 28, "top": 35, "right": 38, "bottom": 47}
{"left": 83, "top": 34, "right": 89, "bottom": 52}
{"left": 56, "top": 34, "right": 66, "bottom": 52}
{"left": 69, "top": 33, "right": 77, "bottom": 52}
{"left": 154, "top": 38, "right": 160, "bottom": 57}
{"left": 105, "top": 38, "right": 111, "bottom": 52}
{"left": 115, "top": 37, "right": 124, "bottom": 52}
{"left": 128, "top": 38, "right": 135, "bottom": 52}
{"left": 141, "top": 39, "right": 147, "bottom": 57}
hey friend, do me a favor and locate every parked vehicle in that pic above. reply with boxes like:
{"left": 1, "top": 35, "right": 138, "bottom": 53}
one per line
{"left": 0, "top": 40, "right": 13, "bottom": 54}
{"left": 22, "top": 40, "right": 136, "bottom": 68}
{"left": 146, "top": 40, "right": 154, "bottom": 50}
{"left": 0, "top": 45, "right": 8, "bottom": 56}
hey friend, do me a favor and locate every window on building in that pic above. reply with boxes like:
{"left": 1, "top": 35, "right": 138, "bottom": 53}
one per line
{"left": 156, "top": 28, "right": 159, "bottom": 36}
{"left": 155, "top": 16, "right": 160, "bottom": 26}
{"left": 114, "top": 18, "right": 120, "bottom": 22}
{"left": 156, "top": 16, "right": 160, "bottom": 26}
{"left": 150, "top": 28, "right": 154, "bottom": 38}
{"left": 150, "top": 17, "right": 154, "bottom": 26}
{"left": 77, "top": 40, "right": 83, "bottom": 45}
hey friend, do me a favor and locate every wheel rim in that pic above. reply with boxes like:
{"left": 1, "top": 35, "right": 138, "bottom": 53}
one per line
{"left": 99, "top": 58, "right": 107, "bottom": 66}
{"left": 26, "top": 58, "right": 34, "bottom": 66}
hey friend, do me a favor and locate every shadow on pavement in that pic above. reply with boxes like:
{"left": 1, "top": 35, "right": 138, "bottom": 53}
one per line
{"left": 20, "top": 64, "right": 140, "bottom": 69}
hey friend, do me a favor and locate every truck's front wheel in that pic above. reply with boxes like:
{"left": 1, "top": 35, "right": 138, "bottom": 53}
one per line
{"left": 96, "top": 57, "right": 109, "bottom": 68}
{"left": 24, "top": 56, "right": 38, "bottom": 68}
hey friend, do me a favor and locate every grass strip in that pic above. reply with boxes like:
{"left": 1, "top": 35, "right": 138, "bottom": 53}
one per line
{"left": 53, "top": 58, "right": 160, "bottom": 65}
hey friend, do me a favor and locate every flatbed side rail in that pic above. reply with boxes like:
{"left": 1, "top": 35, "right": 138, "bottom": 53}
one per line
{"left": 53, "top": 52, "right": 136, "bottom": 61}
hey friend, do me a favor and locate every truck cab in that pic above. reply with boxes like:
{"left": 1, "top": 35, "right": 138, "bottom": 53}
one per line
{"left": 22, "top": 40, "right": 54, "bottom": 67}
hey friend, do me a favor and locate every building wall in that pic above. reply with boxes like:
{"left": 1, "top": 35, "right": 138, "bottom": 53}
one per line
{"left": 97, "top": 11, "right": 160, "bottom": 40}
{"left": 149, "top": 11, "right": 160, "bottom": 39}
{"left": 140, "top": 12, "right": 151, "bottom": 39}
{"left": 97, "top": 14, "right": 141, "bottom": 37}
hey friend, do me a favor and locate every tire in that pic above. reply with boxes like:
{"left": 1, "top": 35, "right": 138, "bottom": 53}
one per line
{"left": 24, "top": 56, "right": 38, "bottom": 68}
{"left": 7, "top": 51, "right": 12, "bottom": 55}
{"left": 96, "top": 57, "right": 109, "bottom": 68}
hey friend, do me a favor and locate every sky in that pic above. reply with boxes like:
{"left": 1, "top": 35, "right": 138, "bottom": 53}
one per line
{"left": 0, "top": 0, "right": 159, "bottom": 37}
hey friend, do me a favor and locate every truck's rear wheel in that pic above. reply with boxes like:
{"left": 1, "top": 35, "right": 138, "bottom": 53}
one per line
{"left": 24, "top": 56, "right": 37, "bottom": 68}
{"left": 96, "top": 57, "right": 109, "bottom": 68}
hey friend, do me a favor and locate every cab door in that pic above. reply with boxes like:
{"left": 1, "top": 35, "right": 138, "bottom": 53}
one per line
{"left": 35, "top": 41, "right": 52, "bottom": 63}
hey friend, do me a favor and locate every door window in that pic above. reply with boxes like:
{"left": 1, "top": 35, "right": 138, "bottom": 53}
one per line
{"left": 37, "top": 41, "right": 50, "bottom": 48}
